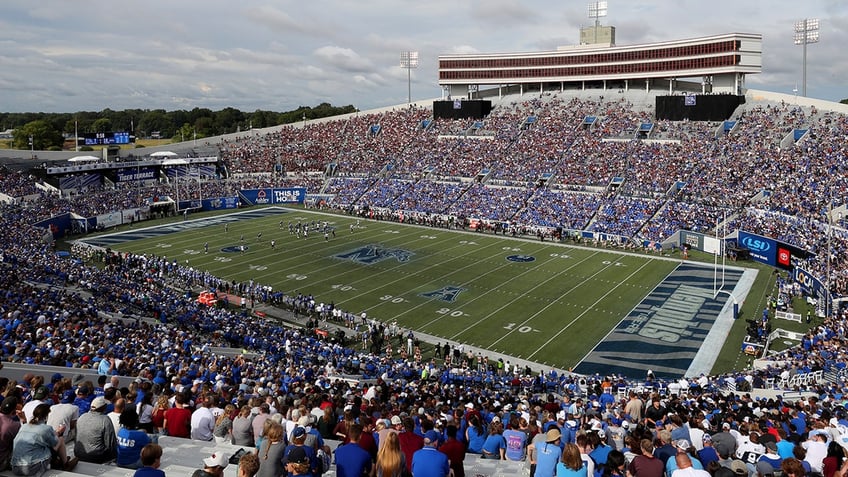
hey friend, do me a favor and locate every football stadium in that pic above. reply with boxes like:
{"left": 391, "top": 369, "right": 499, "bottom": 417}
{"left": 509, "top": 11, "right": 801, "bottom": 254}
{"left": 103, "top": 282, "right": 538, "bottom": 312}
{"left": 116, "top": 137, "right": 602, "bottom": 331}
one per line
{"left": 0, "top": 12, "right": 847, "bottom": 477}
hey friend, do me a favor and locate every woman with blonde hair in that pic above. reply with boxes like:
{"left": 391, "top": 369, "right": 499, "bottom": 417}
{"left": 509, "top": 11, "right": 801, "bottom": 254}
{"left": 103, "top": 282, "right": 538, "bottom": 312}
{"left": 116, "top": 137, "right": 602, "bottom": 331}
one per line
{"left": 373, "top": 432, "right": 405, "bottom": 477}
{"left": 256, "top": 421, "right": 286, "bottom": 477}
{"left": 150, "top": 395, "right": 169, "bottom": 434}
{"left": 213, "top": 404, "right": 235, "bottom": 444}
{"left": 557, "top": 443, "right": 588, "bottom": 477}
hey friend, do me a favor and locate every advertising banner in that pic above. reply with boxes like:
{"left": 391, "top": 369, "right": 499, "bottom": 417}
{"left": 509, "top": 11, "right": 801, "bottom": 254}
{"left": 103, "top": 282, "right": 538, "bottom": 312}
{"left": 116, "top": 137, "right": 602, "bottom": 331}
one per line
{"left": 239, "top": 188, "right": 305, "bottom": 206}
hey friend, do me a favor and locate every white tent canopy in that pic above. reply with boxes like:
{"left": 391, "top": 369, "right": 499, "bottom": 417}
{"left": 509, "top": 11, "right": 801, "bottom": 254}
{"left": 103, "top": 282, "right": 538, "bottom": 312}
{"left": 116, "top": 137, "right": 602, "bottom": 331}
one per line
{"left": 150, "top": 151, "right": 177, "bottom": 158}
{"left": 67, "top": 155, "right": 100, "bottom": 162}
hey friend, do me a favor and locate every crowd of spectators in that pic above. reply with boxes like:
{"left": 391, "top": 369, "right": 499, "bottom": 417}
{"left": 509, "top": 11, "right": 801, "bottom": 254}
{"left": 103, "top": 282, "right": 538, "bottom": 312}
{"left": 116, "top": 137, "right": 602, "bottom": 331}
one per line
{"left": 4, "top": 92, "right": 848, "bottom": 476}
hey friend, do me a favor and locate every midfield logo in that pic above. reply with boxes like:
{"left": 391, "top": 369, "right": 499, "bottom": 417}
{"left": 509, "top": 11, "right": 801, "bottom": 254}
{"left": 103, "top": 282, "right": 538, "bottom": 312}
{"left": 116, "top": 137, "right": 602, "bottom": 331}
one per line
{"left": 419, "top": 286, "right": 466, "bottom": 303}
{"left": 334, "top": 244, "right": 414, "bottom": 265}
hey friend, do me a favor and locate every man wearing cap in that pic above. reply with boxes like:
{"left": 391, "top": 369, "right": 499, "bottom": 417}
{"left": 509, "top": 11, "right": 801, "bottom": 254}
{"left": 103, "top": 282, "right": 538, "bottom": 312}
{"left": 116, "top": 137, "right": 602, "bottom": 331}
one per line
{"left": 74, "top": 396, "right": 117, "bottom": 463}
{"left": 698, "top": 434, "right": 719, "bottom": 468}
{"left": 530, "top": 429, "right": 562, "bottom": 477}
{"left": 284, "top": 446, "right": 312, "bottom": 477}
{"left": 757, "top": 442, "right": 783, "bottom": 472}
{"left": 0, "top": 397, "right": 21, "bottom": 471}
{"left": 192, "top": 451, "right": 229, "bottom": 477}
{"left": 666, "top": 440, "right": 706, "bottom": 475}
{"left": 46, "top": 390, "right": 79, "bottom": 441}
{"left": 412, "top": 430, "right": 451, "bottom": 477}
{"left": 801, "top": 431, "right": 827, "bottom": 474}
{"left": 712, "top": 423, "right": 737, "bottom": 459}
{"left": 22, "top": 386, "right": 48, "bottom": 423}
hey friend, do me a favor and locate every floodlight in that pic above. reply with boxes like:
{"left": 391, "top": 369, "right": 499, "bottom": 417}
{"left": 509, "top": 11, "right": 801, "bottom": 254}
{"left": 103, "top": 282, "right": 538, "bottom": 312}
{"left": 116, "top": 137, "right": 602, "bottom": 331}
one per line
{"left": 793, "top": 18, "right": 820, "bottom": 97}
{"left": 400, "top": 51, "right": 419, "bottom": 104}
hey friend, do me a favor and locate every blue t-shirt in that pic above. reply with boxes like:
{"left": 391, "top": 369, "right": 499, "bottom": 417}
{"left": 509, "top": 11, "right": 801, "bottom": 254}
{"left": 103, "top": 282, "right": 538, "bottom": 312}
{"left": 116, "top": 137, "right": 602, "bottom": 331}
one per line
{"left": 117, "top": 428, "right": 151, "bottom": 467}
{"left": 504, "top": 429, "right": 527, "bottom": 461}
{"left": 134, "top": 467, "right": 166, "bottom": 477}
{"left": 557, "top": 462, "right": 588, "bottom": 477}
{"left": 412, "top": 447, "right": 449, "bottom": 477}
{"left": 334, "top": 443, "right": 372, "bottom": 477}
{"left": 482, "top": 434, "right": 506, "bottom": 458}
{"left": 466, "top": 426, "right": 487, "bottom": 454}
{"left": 535, "top": 441, "right": 562, "bottom": 477}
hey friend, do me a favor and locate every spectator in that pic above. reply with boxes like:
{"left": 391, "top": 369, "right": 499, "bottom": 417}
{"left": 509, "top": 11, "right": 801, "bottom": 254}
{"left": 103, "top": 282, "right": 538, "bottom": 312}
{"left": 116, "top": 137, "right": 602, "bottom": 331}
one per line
{"left": 117, "top": 408, "right": 150, "bottom": 469}
{"left": 333, "top": 423, "right": 371, "bottom": 477}
{"left": 133, "top": 444, "right": 165, "bottom": 477}
{"left": 0, "top": 397, "right": 22, "bottom": 471}
{"left": 163, "top": 393, "right": 192, "bottom": 439}
{"left": 75, "top": 396, "right": 117, "bottom": 463}
{"left": 557, "top": 443, "right": 588, "bottom": 477}
{"left": 192, "top": 452, "right": 229, "bottom": 477}
{"left": 11, "top": 403, "right": 78, "bottom": 474}
{"left": 412, "top": 430, "right": 451, "bottom": 477}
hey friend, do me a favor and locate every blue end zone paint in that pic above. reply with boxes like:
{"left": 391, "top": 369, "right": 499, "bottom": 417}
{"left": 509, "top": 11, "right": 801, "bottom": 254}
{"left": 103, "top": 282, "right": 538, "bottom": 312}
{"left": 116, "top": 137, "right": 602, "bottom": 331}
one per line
{"left": 506, "top": 255, "right": 535, "bottom": 262}
{"left": 574, "top": 263, "right": 743, "bottom": 379}
{"left": 80, "top": 208, "right": 289, "bottom": 247}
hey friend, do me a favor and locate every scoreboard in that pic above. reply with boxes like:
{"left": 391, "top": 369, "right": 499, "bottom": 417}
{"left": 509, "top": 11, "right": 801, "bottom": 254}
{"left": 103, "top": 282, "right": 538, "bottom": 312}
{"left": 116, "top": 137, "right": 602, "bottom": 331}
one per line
{"left": 82, "top": 132, "right": 133, "bottom": 145}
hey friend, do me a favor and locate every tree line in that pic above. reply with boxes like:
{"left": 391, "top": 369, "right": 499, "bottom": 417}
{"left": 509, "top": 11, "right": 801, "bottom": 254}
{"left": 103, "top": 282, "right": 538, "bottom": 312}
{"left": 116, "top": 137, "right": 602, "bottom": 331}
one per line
{"left": 1, "top": 103, "right": 357, "bottom": 151}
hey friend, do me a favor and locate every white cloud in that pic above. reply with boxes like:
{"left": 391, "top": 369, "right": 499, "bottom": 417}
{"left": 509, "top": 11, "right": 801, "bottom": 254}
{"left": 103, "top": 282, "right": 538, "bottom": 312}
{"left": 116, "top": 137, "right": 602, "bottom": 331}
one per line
{"left": 0, "top": 0, "right": 845, "bottom": 112}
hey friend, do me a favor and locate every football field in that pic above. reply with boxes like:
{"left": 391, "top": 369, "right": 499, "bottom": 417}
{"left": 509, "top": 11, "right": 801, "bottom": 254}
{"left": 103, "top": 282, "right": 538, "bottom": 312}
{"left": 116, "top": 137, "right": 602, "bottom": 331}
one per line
{"left": 82, "top": 206, "right": 753, "bottom": 378}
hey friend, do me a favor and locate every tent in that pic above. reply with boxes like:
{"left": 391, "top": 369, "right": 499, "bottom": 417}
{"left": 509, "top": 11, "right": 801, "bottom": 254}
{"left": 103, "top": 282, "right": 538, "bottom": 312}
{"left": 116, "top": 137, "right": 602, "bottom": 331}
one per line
{"left": 67, "top": 155, "right": 100, "bottom": 163}
{"left": 150, "top": 151, "right": 177, "bottom": 158}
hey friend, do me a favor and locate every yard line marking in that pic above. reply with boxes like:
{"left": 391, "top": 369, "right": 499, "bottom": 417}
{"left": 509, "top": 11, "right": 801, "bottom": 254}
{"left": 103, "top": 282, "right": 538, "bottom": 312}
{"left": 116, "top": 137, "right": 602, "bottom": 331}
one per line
{"left": 524, "top": 259, "right": 653, "bottom": 360}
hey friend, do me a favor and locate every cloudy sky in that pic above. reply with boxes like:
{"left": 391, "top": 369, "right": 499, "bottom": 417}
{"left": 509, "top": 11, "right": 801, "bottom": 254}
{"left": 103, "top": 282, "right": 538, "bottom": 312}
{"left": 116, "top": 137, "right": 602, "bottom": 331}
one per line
{"left": 0, "top": 0, "right": 845, "bottom": 113}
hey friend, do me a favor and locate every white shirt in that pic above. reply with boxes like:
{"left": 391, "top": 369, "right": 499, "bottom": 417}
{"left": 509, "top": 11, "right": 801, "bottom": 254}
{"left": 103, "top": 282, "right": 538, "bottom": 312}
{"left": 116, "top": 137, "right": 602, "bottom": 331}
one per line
{"left": 190, "top": 406, "right": 215, "bottom": 441}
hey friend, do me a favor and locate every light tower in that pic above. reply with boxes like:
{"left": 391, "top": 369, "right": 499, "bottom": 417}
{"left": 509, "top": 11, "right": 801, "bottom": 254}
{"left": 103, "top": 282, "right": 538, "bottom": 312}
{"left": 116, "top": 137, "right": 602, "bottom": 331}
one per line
{"left": 587, "top": 1, "right": 607, "bottom": 44}
{"left": 793, "top": 18, "right": 819, "bottom": 97}
{"left": 399, "top": 51, "right": 419, "bottom": 105}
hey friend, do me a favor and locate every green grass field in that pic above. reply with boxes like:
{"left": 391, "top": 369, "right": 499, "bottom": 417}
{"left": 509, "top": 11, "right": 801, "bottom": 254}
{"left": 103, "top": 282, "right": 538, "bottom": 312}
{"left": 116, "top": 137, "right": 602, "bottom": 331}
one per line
{"left": 83, "top": 206, "right": 817, "bottom": 376}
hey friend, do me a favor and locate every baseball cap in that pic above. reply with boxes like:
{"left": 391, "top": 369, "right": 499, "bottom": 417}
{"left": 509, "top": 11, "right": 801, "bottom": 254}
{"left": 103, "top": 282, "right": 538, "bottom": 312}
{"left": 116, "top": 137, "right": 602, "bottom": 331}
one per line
{"left": 292, "top": 427, "right": 306, "bottom": 438}
{"left": 391, "top": 415, "right": 402, "bottom": 425}
{"left": 675, "top": 440, "right": 690, "bottom": 451}
{"left": 33, "top": 386, "right": 48, "bottom": 400}
{"left": 0, "top": 397, "right": 18, "bottom": 415}
{"left": 204, "top": 452, "right": 229, "bottom": 469}
{"left": 465, "top": 402, "right": 474, "bottom": 409}
{"left": 91, "top": 396, "right": 108, "bottom": 410}
{"left": 286, "top": 446, "right": 309, "bottom": 465}
{"left": 424, "top": 430, "right": 440, "bottom": 445}
{"left": 730, "top": 460, "right": 747, "bottom": 475}
{"left": 756, "top": 461, "right": 774, "bottom": 476}
{"left": 61, "top": 390, "right": 75, "bottom": 404}
{"left": 545, "top": 428, "right": 562, "bottom": 442}
{"left": 764, "top": 441, "right": 777, "bottom": 452}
